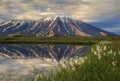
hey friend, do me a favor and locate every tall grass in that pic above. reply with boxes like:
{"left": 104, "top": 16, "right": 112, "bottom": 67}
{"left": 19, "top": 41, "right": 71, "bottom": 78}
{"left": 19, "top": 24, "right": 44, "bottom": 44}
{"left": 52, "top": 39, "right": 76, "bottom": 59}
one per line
{"left": 0, "top": 42, "right": 120, "bottom": 81}
{"left": 32, "top": 43, "right": 120, "bottom": 81}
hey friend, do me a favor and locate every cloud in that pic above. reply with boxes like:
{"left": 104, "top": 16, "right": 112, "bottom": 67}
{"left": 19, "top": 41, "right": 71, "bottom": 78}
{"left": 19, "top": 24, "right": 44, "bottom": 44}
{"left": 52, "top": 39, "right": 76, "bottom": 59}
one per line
{"left": 103, "top": 27, "right": 120, "bottom": 32}
{"left": 39, "top": 12, "right": 56, "bottom": 16}
{"left": 0, "top": 0, "right": 120, "bottom": 22}
{"left": 71, "top": 0, "right": 120, "bottom": 22}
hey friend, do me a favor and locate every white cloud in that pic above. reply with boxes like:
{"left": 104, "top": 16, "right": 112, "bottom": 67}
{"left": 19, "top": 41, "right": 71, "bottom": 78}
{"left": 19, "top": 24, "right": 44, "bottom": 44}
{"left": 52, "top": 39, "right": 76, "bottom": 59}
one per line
{"left": 103, "top": 27, "right": 120, "bottom": 32}
{"left": 16, "top": 12, "right": 40, "bottom": 20}
{"left": 39, "top": 12, "right": 56, "bottom": 16}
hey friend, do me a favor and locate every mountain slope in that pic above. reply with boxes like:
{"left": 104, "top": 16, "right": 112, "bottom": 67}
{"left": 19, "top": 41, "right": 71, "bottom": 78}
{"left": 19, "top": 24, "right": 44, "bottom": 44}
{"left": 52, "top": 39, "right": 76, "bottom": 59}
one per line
{"left": 0, "top": 17, "right": 114, "bottom": 36}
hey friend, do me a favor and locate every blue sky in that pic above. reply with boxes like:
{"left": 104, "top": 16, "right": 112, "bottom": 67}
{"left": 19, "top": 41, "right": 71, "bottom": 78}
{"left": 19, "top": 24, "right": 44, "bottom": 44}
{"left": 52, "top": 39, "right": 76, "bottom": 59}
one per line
{"left": 0, "top": 0, "right": 120, "bottom": 35}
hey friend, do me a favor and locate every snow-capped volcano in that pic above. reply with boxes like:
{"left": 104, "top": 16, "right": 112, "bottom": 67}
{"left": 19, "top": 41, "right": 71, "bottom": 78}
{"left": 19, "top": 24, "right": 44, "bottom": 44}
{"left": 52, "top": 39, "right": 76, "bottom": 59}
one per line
{"left": 0, "top": 17, "right": 114, "bottom": 36}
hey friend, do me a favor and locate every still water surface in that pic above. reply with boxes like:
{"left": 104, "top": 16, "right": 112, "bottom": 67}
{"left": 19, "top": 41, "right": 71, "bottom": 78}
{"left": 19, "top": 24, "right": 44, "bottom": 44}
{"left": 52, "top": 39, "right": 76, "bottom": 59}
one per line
{"left": 0, "top": 44, "right": 89, "bottom": 75}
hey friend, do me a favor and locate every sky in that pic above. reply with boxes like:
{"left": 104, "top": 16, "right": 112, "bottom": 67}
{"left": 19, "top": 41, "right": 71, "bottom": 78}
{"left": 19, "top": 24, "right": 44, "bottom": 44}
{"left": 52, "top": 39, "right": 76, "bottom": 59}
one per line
{"left": 0, "top": 0, "right": 120, "bottom": 35}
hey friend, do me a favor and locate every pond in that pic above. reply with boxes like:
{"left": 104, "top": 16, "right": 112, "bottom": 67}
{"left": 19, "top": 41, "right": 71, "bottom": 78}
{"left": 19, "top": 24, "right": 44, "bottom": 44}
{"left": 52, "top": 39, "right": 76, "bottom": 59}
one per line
{"left": 0, "top": 44, "right": 89, "bottom": 75}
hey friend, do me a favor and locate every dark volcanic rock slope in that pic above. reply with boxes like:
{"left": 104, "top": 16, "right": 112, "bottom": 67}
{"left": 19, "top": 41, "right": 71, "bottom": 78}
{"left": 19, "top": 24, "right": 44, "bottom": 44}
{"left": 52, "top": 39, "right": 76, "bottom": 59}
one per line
{"left": 0, "top": 17, "right": 113, "bottom": 36}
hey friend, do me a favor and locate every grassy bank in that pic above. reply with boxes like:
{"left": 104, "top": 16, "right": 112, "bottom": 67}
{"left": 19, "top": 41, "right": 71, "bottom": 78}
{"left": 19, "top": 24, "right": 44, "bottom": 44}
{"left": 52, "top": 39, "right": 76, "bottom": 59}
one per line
{"left": 1, "top": 42, "right": 119, "bottom": 81}
{"left": 0, "top": 35, "right": 119, "bottom": 44}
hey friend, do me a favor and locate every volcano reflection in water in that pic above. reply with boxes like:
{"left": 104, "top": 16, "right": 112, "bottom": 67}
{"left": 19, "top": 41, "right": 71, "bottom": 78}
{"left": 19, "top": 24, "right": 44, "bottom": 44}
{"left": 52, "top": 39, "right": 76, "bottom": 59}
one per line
{"left": 0, "top": 44, "right": 89, "bottom": 61}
